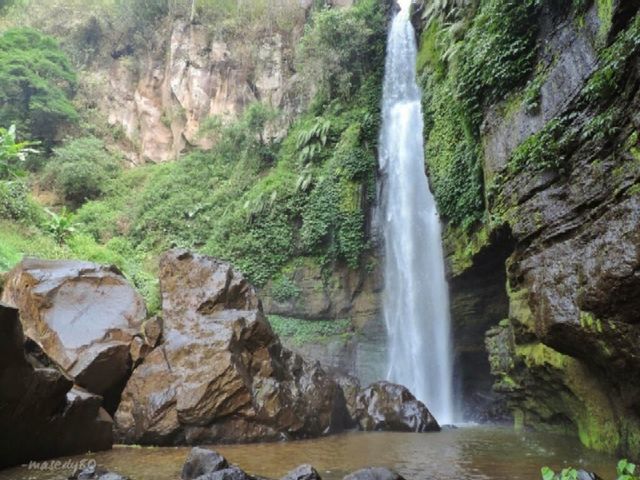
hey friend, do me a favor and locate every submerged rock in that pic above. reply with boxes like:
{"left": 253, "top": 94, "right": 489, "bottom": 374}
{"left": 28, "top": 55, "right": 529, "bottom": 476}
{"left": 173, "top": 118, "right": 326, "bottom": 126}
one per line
{"left": 0, "top": 303, "right": 112, "bottom": 469}
{"left": 281, "top": 464, "right": 322, "bottom": 480}
{"left": 182, "top": 447, "right": 229, "bottom": 480}
{"left": 355, "top": 381, "right": 440, "bottom": 432}
{"left": 181, "top": 448, "right": 258, "bottom": 480}
{"left": 576, "top": 471, "right": 603, "bottom": 480}
{"left": 115, "top": 250, "right": 349, "bottom": 444}
{"left": 0, "top": 259, "right": 146, "bottom": 413}
{"left": 69, "top": 465, "right": 129, "bottom": 480}
{"left": 343, "top": 468, "right": 405, "bottom": 480}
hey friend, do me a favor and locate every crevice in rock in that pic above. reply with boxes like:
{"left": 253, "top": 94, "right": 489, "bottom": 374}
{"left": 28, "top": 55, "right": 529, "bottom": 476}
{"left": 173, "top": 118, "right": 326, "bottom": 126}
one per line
{"left": 449, "top": 226, "right": 516, "bottom": 421}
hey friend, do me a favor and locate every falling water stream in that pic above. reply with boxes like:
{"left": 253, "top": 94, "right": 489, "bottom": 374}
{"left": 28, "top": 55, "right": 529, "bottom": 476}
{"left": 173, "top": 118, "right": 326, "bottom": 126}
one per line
{"left": 378, "top": 0, "right": 455, "bottom": 424}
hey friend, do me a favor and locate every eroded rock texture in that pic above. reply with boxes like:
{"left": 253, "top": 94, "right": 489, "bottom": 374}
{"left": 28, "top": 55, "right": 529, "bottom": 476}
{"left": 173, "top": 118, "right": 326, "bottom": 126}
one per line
{"left": 114, "top": 249, "right": 350, "bottom": 444}
{"left": 0, "top": 304, "right": 112, "bottom": 468}
{"left": 354, "top": 381, "right": 440, "bottom": 432}
{"left": 445, "top": 1, "right": 640, "bottom": 459}
{"left": 0, "top": 259, "right": 146, "bottom": 413}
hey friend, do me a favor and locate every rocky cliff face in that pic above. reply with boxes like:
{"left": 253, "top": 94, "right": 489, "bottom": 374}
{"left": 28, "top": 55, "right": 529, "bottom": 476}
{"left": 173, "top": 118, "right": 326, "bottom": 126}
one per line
{"left": 92, "top": 20, "right": 304, "bottom": 164}
{"left": 433, "top": 0, "right": 640, "bottom": 458}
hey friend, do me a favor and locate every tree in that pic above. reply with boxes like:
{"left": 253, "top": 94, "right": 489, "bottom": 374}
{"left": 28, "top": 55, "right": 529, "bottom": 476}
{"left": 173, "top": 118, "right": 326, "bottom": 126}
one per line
{"left": 0, "top": 28, "right": 78, "bottom": 147}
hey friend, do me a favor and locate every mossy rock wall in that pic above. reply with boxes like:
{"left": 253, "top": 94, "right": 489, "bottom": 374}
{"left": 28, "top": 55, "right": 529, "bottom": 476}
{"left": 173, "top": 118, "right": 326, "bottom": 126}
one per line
{"left": 417, "top": 0, "right": 640, "bottom": 458}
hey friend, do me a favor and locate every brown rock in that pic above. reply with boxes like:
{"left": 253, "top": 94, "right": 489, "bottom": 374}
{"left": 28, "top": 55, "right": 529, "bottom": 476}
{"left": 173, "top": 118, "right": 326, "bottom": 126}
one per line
{"left": 130, "top": 336, "right": 152, "bottom": 366}
{"left": 1, "top": 259, "right": 146, "bottom": 412}
{"left": 142, "top": 315, "right": 163, "bottom": 347}
{"left": 355, "top": 381, "right": 440, "bottom": 433}
{"left": 115, "top": 250, "right": 349, "bottom": 444}
{"left": 0, "top": 303, "right": 112, "bottom": 468}
{"left": 334, "top": 373, "right": 361, "bottom": 425}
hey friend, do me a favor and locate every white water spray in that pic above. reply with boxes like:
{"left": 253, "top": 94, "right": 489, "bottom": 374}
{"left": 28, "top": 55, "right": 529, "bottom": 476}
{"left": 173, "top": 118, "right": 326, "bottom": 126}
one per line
{"left": 378, "top": 0, "right": 455, "bottom": 424}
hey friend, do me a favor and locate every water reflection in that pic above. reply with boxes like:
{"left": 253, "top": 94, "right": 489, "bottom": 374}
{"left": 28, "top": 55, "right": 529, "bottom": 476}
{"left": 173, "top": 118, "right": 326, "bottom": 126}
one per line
{"left": 0, "top": 426, "right": 617, "bottom": 480}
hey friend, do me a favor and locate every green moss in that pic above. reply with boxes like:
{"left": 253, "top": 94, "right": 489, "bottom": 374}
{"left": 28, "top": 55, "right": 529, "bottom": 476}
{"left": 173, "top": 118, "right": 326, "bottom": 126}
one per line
{"left": 267, "top": 315, "right": 353, "bottom": 346}
{"left": 596, "top": 0, "right": 614, "bottom": 43}
{"left": 423, "top": 76, "right": 484, "bottom": 228}
{"left": 445, "top": 222, "right": 491, "bottom": 276}
{"left": 516, "top": 343, "right": 567, "bottom": 370}
{"left": 579, "top": 310, "right": 603, "bottom": 333}
{"left": 565, "top": 360, "right": 620, "bottom": 452}
{"left": 417, "top": 20, "right": 445, "bottom": 76}
{"left": 628, "top": 184, "right": 640, "bottom": 197}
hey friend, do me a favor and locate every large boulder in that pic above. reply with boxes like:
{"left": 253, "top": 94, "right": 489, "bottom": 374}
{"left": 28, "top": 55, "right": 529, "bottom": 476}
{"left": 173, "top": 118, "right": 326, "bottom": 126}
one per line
{"left": 354, "top": 382, "right": 440, "bottom": 432}
{"left": 114, "top": 250, "right": 349, "bottom": 444}
{"left": 0, "top": 303, "right": 113, "bottom": 469}
{"left": 0, "top": 259, "right": 146, "bottom": 412}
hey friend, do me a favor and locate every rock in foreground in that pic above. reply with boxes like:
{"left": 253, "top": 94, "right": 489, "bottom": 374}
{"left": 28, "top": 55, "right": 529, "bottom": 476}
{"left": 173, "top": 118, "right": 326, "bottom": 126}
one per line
{"left": 181, "top": 447, "right": 405, "bottom": 480}
{"left": 281, "top": 464, "right": 322, "bottom": 480}
{"left": 355, "top": 382, "right": 440, "bottom": 432}
{"left": 115, "top": 250, "right": 349, "bottom": 444}
{"left": 1, "top": 259, "right": 146, "bottom": 412}
{"left": 0, "top": 304, "right": 112, "bottom": 469}
{"left": 343, "top": 468, "right": 405, "bottom": 480}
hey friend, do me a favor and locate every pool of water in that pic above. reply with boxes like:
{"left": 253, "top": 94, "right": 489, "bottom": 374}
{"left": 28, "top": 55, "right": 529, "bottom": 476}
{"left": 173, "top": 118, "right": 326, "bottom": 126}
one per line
{"left": 0, "top": 426, "right": 618, "bottom": 480}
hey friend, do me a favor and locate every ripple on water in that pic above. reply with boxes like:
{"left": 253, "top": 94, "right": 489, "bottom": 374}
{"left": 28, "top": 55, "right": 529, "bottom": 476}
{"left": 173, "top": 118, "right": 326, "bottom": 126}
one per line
{"left": 0, "top": 426, "right": 618, "bottom": 480}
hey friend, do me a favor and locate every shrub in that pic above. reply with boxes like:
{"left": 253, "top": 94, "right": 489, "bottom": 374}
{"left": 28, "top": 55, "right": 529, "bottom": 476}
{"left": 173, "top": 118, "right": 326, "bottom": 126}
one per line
{"left": 0, "top": 180, "right": 43, "bottom": 223}
{"left": 44, "top": 136, "right": 121, "bottom": 206}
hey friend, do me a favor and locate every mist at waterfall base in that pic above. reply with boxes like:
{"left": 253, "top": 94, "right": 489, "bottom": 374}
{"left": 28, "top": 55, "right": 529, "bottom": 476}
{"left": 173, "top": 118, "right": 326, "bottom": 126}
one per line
{"left": 377, "top": 0, "right": 456, "bottom": 425}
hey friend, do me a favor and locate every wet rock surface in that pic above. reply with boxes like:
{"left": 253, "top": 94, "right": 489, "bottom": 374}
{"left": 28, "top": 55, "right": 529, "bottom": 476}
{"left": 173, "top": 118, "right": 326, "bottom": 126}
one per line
{"left": 115, "top": 249, "right": 350, "bottom": 445}
{"left": 465, "top": 0, "right": 640, "bottom": 459}
{"left": 0, "top": 303, "right": 113, "bottom": 469}
{"left": 180, "top": 448, "right": 405, "bottom": 480}
{"left": 69, "top": 465, "right": 129, "bottom": 480}
{"left": 343, "top": 468, "right": 405, "bottom": 480}
{"left": 0, "top": 258, "right": 146, "bottom": 413}
{"left": 281, "top": 464, "right": 322, "bottom": 480}
{"left": 354, "top": 381, "right": 440, "bottom": 432}
{"left": 182, "top": 447, "right": 229, "bottom": 480}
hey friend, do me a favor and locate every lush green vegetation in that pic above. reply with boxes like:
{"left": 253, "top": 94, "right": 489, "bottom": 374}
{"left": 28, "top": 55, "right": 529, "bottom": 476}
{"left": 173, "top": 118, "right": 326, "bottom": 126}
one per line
{"left": 268, "top": 315, "right": 353, "bottom": 346}
{"left": 0, "top": 0, "right": 387, "bottom": 322}
{"left": 416, "top": 0, "right": 546, "bottom": 229}
{"left": 0, "top": 28, "right": 77, "bottom": 146}
{"left": 42, "top": 136, "right": 122, "bottom": 206}
{"left": 541, "top": 459, "right": 638, "bottom": 480}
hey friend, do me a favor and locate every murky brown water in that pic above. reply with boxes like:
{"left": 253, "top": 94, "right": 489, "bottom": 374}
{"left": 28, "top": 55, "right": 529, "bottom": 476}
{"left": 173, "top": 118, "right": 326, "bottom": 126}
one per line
{"left": 0, "top": 426, "right": 618, "bottom": 480}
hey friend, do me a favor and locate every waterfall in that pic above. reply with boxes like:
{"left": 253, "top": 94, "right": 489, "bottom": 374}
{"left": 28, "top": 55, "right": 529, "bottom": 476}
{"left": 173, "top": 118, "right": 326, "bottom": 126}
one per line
{"left": 378, "top": 0, "right": 455, "bottom": 424}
